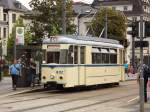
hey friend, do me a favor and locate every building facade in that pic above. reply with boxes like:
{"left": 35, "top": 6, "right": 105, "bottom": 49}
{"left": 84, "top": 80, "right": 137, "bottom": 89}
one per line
{"left": 73, "top": 0, "right": 150, "bottom": 64}
{"left": 0, "top": 0, "right": 28, "bottom": 55}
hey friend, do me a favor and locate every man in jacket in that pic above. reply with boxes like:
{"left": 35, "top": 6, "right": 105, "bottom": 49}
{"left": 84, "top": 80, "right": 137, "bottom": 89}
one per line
{"left": 9, "top": 60, "right": 21, "bottom": 90}
{"left": 143, "top": 64, "right": 150, "bottom": 102}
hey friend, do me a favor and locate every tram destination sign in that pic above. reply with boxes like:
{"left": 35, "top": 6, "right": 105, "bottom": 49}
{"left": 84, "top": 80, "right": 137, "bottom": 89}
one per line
{"left": 47, "top": 45, "right": 60, "bottom": 51}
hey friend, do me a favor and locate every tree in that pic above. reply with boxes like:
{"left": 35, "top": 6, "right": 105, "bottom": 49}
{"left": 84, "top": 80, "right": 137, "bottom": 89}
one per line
{"left": 29, "top": 0, "right": 76, "bottom": 41}
{"left": 6, "top": 18, "right": 32, "bottom": 61}
{"left": 7, "top": 18, "right": 32, "bottom": 49}
{"left": 90, "top": 8, "right": 127, "bottom": 41}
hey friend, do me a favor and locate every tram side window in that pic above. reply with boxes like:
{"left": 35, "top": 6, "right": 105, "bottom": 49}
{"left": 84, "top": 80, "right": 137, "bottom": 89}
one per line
{"left": 110, "top": 49, "right": 117, "bottom": 64}
{"left": 74, "top": 46, "right": 78, "bottom": 64}
{"left": 68, "top": 46, "right": 73, "bottom": 64}
{"left": 97, "top": 53, "right": 102, "bottom": 63}
{"left": 92, "top": 48, "right": 101, "bottom": 64}
{"left": 92, "top": 53, "right": 97, "bottom": 64}
{"left": 47, "top": 52, "right": 60, "bottom": 64}
{"left": 80, "top": 46, "right": 85, "bottom": 64}
{"left": 110, "top": 54, "right": 117, "bottom": 63}
{"left": 101, "top": 49, "right": 109, "bottom": 64}
{"left": 60, "top": 50, "right": 68, "bottom": 64}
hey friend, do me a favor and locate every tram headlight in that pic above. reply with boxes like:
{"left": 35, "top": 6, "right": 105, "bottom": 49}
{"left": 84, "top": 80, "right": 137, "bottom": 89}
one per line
{"left": 59, "top": 76, "right": 63, "bottom": 80}
{"left": 50, "top": 75, "right": 55, "bottom": 79}
{"left": 43, "top": 76, "right": 46, "bottom": 80}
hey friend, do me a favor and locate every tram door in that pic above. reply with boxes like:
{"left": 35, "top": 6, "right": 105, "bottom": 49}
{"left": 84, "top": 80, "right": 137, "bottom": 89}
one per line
{"left": 75, "top": 46, "right": 86, "bottom": 85}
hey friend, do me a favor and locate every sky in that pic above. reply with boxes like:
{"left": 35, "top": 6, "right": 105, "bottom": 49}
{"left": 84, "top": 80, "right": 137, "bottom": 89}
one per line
{"left": 17, "top": 0, "right": 93, "bottom": 9}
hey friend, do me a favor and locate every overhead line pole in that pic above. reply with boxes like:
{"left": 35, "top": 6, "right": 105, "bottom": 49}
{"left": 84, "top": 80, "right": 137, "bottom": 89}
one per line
{"left": 104, "top": 8, "right": 108, "bottom": 38}
{"left": 139, "top": 15, "right": 145, "bottom": 112}
{"left": 62, "top": 0, "right": 66, "bottom": 34}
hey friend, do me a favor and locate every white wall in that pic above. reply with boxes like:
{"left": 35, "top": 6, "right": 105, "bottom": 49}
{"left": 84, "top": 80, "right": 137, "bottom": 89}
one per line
{"left": 0, "top": 6, "right": 3, "bottom": 21}
{"left": 8, "top": 11, "right": 24, "bottom": 35}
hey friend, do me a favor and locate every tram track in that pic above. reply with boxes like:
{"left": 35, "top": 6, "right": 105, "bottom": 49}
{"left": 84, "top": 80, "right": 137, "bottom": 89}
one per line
{"left": 8, "top": 87, "right": 138, "bottom": 112}
{"left": 0, "top": 83, "right": 137, "bottom": 105}
{"left": 59, "top": 93, "right": 138, "bottom": 112}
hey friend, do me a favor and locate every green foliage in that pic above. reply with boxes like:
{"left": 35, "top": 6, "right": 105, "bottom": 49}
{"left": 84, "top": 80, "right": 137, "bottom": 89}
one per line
{"left": 29, "top": 0, "right": 76, "bottom": 40}
{"left": 6, "top": 18, "right": 33, "bottom": 61}
{"left": 91, "top": 8, "right": 127, "bottom": 41}
{"left": 7, "top": 18, "right": 24, "bottom": 50}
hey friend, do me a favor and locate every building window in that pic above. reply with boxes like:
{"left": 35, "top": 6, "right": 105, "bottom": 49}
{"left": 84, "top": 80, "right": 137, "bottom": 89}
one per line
{"left": 3, "top": 14, "right": 7, "bottom": 21}
{"left": 0, "top": 27, "right": 1, "bottom": 39}
{"left": 124, "top": 6, "right": 128, "bottom": 11}
{"left": 3, "top": 28, "right": 6, "bottom": 38}
{"left": 12, "top": 14, "right": 16, "bottom": 23}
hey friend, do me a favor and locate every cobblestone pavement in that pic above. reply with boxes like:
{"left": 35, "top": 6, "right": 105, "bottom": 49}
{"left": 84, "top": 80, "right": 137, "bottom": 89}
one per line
{"left": 0, "top": 78, "right": 150, "bottom": 112}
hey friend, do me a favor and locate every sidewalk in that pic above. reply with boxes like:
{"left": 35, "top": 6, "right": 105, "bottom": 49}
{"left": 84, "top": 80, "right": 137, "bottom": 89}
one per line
{"left": 125, "top": 73, "right": 137, "bottom": 81}
{"left": 0, "top": 77, "right": 42, "bottom": 97}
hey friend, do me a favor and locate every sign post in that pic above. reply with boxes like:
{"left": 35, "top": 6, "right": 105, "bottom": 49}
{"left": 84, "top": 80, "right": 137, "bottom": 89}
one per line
{"left": 14, "top": 27, "right": 24, "bottom": 61}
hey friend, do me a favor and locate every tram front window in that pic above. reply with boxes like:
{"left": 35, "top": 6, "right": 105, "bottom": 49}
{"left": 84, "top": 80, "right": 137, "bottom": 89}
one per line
{"left": 47, "top": 52, "right": 60, "bottom": 64}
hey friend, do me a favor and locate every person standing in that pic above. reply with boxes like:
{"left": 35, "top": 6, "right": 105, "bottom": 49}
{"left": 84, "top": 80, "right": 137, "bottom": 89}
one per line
{"left": 124, "top": 61, "right": 129, "bottom": 77}
{"left": 143, "top": 64, "right": 150, "bottom": 103}
{"left": 29, "top": 58, "right": 36, "bottom": 88}
{"left": 9, "top": 60, "right": 21, "bottom": 90}
{"left": 137, "top": 64, "right": 150, "bottom": 103}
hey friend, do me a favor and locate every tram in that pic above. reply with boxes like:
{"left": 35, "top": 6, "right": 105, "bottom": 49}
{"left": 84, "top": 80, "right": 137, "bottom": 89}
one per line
{"left": 41, "top": 35, "right": 125, "bottom": 88}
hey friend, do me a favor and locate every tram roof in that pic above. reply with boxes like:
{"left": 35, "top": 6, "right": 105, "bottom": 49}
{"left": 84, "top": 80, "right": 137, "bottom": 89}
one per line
{"left": 43, "top": 35, "right": 123, "bottom": 48}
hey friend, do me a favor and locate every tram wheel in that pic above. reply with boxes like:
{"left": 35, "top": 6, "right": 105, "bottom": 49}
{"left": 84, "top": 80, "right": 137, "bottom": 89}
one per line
{"left": 44, "top": 84, "right": 48, "bottom": 89}
{"left": 56, "top": 85, "right": 64, "bottom": 90}
{"left": 113, "top": 82, "right": 119, "bottom": 86}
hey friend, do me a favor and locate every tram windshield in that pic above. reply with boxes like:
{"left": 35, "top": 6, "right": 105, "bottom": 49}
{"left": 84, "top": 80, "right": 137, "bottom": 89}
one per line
{"left": 47, "top": 52, "right": 60, "bottom": 64}
{"left": 46, "top": 50, "right": 68, "bottom": 64}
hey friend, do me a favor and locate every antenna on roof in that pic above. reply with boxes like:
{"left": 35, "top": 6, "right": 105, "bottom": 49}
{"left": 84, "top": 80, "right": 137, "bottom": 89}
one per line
{"left": 99, "top": 28, "right": 105, "bottom": 38}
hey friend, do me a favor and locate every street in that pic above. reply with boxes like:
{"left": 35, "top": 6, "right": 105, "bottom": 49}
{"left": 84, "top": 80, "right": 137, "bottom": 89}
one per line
{"left": 0, "top": 79, "right": 150, "bottom": 112}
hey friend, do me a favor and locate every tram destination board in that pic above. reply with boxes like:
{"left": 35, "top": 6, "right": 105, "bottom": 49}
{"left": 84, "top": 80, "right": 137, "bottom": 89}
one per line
{"left": 135, "top": 41, "right": 149, "bottom": 48}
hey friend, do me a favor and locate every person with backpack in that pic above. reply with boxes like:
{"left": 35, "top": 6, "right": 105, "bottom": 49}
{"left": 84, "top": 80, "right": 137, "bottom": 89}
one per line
{"left": 137, "top": 64, "right": 150, "bottom": 102}
{"left": 9, "top": 60, "right": 21, "bottom": 90}
{"left": 143, "top": 64, "right": 150, "bottom": 102}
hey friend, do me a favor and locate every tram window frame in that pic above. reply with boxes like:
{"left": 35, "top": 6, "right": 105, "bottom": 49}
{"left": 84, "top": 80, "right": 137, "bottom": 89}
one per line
{"left": 92, "top": 53, "right": 97, "bottom": 64}
{"left": 60, "top": 49, "right": 68, "bottom": 64}
{"left": 74, "top": 46, "right": 78, "bottom": 64}
{"left": 92, "top": 47, "right": 102, "bottom": 64}
{"left": 68, "top": 46, "right": 74, "bottom": 64}
{"left": 110, "top": 49, "right": 117, "bottom": 64}
{"left": 80, "top": 46, "right": 85, "bottom": 64}
{"left": 101, "top": 48, "right": 109, "bottom": 64}
{"left": 47, "top": 51, "right": 60, "bottom": 64}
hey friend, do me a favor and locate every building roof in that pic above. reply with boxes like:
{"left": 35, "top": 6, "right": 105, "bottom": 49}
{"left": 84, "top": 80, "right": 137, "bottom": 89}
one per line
{"left": 0, "top": 0, "right": 28, "bottom": 12}
{"left": 73, "top": 2, "right": 96, "bottom": 15}
{"left": 92, "top": 0, "right": 132, "bottom": 6}
{"left": 92, "top": 0, "right": 149, "bottom": 16}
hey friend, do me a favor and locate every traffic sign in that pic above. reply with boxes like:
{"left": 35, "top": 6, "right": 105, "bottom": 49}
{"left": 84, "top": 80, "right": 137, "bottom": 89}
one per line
{"left": 16, "top": 27, "right": 24, "bottom": 45}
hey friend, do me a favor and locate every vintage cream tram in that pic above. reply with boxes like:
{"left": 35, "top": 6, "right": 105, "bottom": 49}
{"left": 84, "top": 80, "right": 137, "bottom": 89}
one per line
{"left": 41, "top": 35, "right": 125, "bottom": 88}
